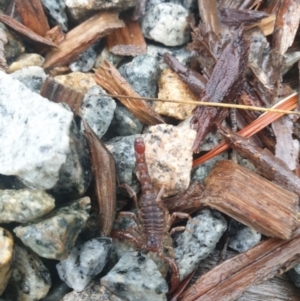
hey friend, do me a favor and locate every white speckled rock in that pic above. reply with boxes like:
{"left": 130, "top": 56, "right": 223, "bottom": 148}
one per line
{"left": 69, "top": 44, "right": 98, "bottom": 72}
{"left": 62, "top": 282, "right": 123, "bottom": 301}
{"left": 10, "top": 66, "right": 47, "bottom": 94}
{"left": 14, "top": 197, "right": 91, "bottom": 260}
{"left": 101, "top": 252, "right": 168, "bottom": 301}
{"left": 118, "top": 55, "right": 159, "bottom": 98}
{"left": 0, "top": 228, "right": 13, "bottom": 295}
{"left": 0, "top": 71, "right": 73, "bottom": 190}
{"left": 174, "top": 209, "right": 227, "bottom": 280}
{"left": 3, "top": 245, "right": 51, "bottom": 301}
{"left": 229, "top": 225, "right": 261, "bottom": 253}
{"left": 94, "top": 47, "right": 123, "bottom": 69}
{"left": 65, "top": 0, "right": 139, "bottom": 21}
{"left": 57, "top": 237, "right": 111, "bottom": 292}
{"left": 79, "top": 86, "right": 116, "bottom": 139}
{"left": 107, "top": 124, "right": 196, "bottom": 197}
{"left": 41, "top": 0, "right": 68, "bottom": 31}
{"left": 141, "top": 3, "right": 190, "bottom": 46}
{"left": 7, "top": 53, "right": 45, "bottom": 73}
{"left": 0, "top": 189, "right": 55, "bottom": 223}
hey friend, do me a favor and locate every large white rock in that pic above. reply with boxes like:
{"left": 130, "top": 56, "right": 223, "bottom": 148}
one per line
{"left": 0, "top": 71, "right": 73, "bottom": 190}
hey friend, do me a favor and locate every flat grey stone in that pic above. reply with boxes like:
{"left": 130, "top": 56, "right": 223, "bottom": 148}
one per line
{"left": 14, "top": 197, "right": 91, "bottom": 260}
{"left": 0, "top": 189, "right": 55, "bottom": 223}
{"left": 0, "top": 71, "right": 73, "bottom": 190}
{"left": 101, "top": 252, "right": 168, "bottom": 301}
{"left": 57, "top": 238, "right": 111, "bottom": 292}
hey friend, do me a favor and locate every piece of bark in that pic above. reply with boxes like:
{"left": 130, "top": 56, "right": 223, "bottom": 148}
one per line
{"left": 203, "top": 160, "right": 298, "bottom": 239}
{"left": 94, "top": 60, "right": 164, "bottom": 125}
{"left": 44, "top": 25, "right": 65, "bottom": 45}
{"left": 245, "top": 15, "right": 276, "bottom": 36}
{"left": 0, "top": 14, "right": 57, "bottom": 48}
{"left": 0, "top": 28, "right": 7, "bottom": 71}
{"left": 43, "top": 12, "right": 124, "bottom": 70}
{"left": 40, "top": 77, "right": 84, "bottom": 115}
{"left": 198, "top": 0, "right": 221, "bottom": 36}
{"left": 48, "top": 66, "right": 71, "bottom": 77}
{"left": 14, "top": 0, "right": 49, "bottom": 37}
{"left": 218, "top": 126, "right": 300, "bottom": 198}
{"left": 106, "top": 15, "right": 146, "bottom": 56}
{"left": 179, "top": 226, "right": 300, "bottom": 301}
{"left": 83, "top": 120, "right": 117, "bottom": 237}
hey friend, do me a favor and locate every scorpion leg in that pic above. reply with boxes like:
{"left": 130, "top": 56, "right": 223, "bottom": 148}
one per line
{"left": 110, "top": 228, "right": 143, "bottom": 250}
{"left": 116, "top": 211, "right": 139, "bottom": 225}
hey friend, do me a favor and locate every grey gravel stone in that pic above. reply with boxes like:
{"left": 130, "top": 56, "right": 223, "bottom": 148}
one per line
{"left": 79, "top": 86, "right": 116, "bottom": 140}
{"left": 0, "top": 71, "right": 73, "bottom": 190}
{"left": 41, "top": 282, "right": 71, "bottom": 301}
{"left": 288, "top": 264, "right": 300, "bottom": 287}
{"left": 57, "top": 238, "right": 111, "bottom": 292}
{"left": 14, "top": 197, "right": 91, "bottom": 260}
{"left": 10, "top": 66, "right": 47, "bottom": 94}
{"left": 0, "top": 189, "right": 55, "bottom": 223}
{"left": 229, "top": 225, "right": 261, "bottom": 253}
{"left": 69, "top": 44, "right": 97, "bottom": 72}
{"left": 101, "top": 252, "right": 168, "bottom": 301}
{"left": 4, "top": 245, "right": 51, "bottom": 301}
{"left": 174, "top": 209, "right": 227, "bottom": 280}
{"left": 118, "top": 55, "right": 160, "bottom": 98}
{"left": 94, "top": 47, "right": 123, "bottom": 69}
{"left": 41, "top": 0, "right": 68, "bottom": 31}
{"left": 141, "top": 3, "right": 190, "bottom": 46}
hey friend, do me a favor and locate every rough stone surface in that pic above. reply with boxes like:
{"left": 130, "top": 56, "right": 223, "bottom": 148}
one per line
{"left": 14, "top": 197, "right": 91, "bottom": 260}
{"left": 110, "top": 103, "right": 143, "bottom": 136}
{"left": 229, "top": 225, "right": 261, "bottom": 253}
{"left": 118, "top": 55, "right": 160, "bottom": 98}
{"left": 174, "top": 209, "right": 227, "bottom": 280}
{"left": 65, "top": 0, "right": 139, "bottom": 21}
{"left": 107, "top": 124, "right": 196, "bottom": 197}
{"left": 0, "top": 228, "right": 13, "bottom": 295}
{"left": 69, "top": 44, "right": 98, "bottom": 72}
{"left": 10, "top": 66, "right": 47, "bottom": 94}
{"left": 7, "top": 53, "right": 44, "bottom": 73}
{"left": 101, "top": 252, "right": 168, "bottom": 301}
{"left": 57, "top": 238, "right": 111, "bottom": 292}
{"left": 141, "top": 3, "right": 190, "bottom": 46}
{"left": 154, "top": 68, "right": 197, "bottom": 119}
{"left": 0, "top": 189, "right": 55, "bottom": 223}
{"left": 62, "top": 282, "right": 123, "bottom": 301}
{"left": 41, "top": 0, "right": 68, "bottom": 31}
{"left": 54, "top": 72, "right": 96, "bottom": 94}
{"left": 79, "top": 86, "right": 116, "bottom": 140}
{"left": 0, "top": 71, "right": 73, "bottom": 190}
{"left": 41, "top": 282, "right": 71, "bottom": 301}
{"left": 3, "top": 245, "right": 51, "bottom": 301}
{"left": 288, "top": 264, "right": 300, "bottom": 287}
{"left": 94, "top": 47, "right": 123, "bottom": 68}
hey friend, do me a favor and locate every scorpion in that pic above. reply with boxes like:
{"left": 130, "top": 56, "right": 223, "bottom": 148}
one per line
{"left": 111, "top": 137, "right": 190, "bottom": 293}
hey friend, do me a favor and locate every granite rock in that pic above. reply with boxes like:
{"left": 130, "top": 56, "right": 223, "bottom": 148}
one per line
{"left": 54, "top": 72, "right": 96, "bottom": 94}
{"left": 57, "top": 238, "right": 111, "bottom": 292}
{"left": 0, "top": 71, "right": 73, "bottom": 190}
{"left": 7, "top": 53, "right": 44, "bottom": 73}
{"left": 65, "top": 0, "right": 139, "bottom": 21}
{"left": 41, "top": 282, "right": 71, "bottom": 301}
{"left": 118, "top": 55, "right": 160, "bottom": 98}
{"left": 69, "top": 44, "right": 98, "bottom": 72}
{"left": 0, "top": 228, "right": 13, "bottom": 295}
{"left": 141, "top": 3, "right": 190, "bottom": 46}
{"left": 174, "top": 209, "right": 227, "bottom": 280}
{"left": 41, "top": 0, "right": 68, "bottom": 31}
{"left": 62, "top": 282, "right": 123, "bottom": 301}
{"left": 79, "top": 86, "right": 116, "bottom": 140}
{"left": 4, "top": 245, "right": 51, "bottom": 301}
{"left": 0, "top": 189, "right": 55, "bottom": 223}
{"left": 94, "top": 47, "right": 123, "bottom": 69}
{"left": 10, "top": 66, "right": 47, "bottom": 94}
{"left": 101, "top": 252, "right": 168, "bottom": 301}
{"left": 14, "top": 197, "right": 91, "bottom": 260}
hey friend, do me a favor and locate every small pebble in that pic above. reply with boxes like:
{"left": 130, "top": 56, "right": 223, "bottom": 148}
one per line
{"left": 14, "top": 197, "right": 91, "bottom": 260}
{"left": 101, "top": 252, "right": 168, "bottom": 301}
{"left": 0, "top": 228, "right": 13, "bottom": 295}
{"left": 57, "top": 238, "right": 112, "bottom": 292}
{"left": 69, "top": 44, "right": 98, "bottom": 72}
{"left": 94, "top": 46, "right": 123, "bottom": 68}
{"left": 4, "top": 245, "right": 51, "bottom": 301}
{"left": 141, "top": 3, "right": 190, "bottom": 46}
{"left": 7, "top": 53, "right": 44, "bottom": 73}
{"left": 0, "top": 189, "right": 55, "bottom": 223}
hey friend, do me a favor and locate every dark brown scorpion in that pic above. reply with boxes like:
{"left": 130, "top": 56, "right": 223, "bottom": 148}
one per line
{"left": 111, "top": 137, "right": 190, "bottom": 293}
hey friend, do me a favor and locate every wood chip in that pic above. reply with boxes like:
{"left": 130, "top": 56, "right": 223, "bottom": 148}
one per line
{"left": 0, "top": 28, "right": 7, "bottom": 71}
{"left": 0, "top": 14, "right": 57, "bottom": 48}
{"left": 106, "top": 15, "right": 147, "bottom": 56}
{"left": 94, "top": 60, "right": 165, "bottom": 125}
{"left": 43, "top": 12, "right": 124, "bottom": 69}
{"left": 44, "top": 25, "right": 66, "bottom": 45}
